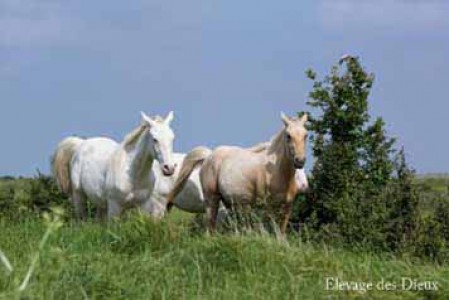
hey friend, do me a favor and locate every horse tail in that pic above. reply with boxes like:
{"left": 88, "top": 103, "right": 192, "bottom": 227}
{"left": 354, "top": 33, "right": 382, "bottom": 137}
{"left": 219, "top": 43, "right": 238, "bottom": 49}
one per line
{"left": 51, "top": 136, "right": 84, "bottom": 194}
{"left": 166, "top": 146, "right": 212, "bottom": 211}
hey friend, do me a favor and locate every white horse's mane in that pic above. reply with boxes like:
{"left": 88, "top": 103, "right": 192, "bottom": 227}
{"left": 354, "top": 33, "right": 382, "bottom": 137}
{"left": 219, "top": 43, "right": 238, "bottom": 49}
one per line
{"left": 122, "top": 116, "right": 165, "bottom": 150}
{"left": 123, "top": 125, "right": 145, "bottom": 149}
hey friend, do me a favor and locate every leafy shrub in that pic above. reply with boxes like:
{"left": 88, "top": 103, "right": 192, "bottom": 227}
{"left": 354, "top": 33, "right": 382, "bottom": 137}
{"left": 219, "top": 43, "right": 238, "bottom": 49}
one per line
{"left": 295, "top": 56, "right": 449, "bottom": 262}
{"left": 27, "top": 172, "right": 70, "bottom": 214}
{"left": 0, "top": 183, "right": 17, "bottom": 217}
{"left": 0, "top": 172, "right": 69, "bottom": 220}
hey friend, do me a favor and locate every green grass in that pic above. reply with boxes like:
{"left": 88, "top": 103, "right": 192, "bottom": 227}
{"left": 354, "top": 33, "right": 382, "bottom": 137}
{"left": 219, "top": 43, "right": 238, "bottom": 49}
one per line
{"left": 0, "top": 211, "right": 448, "bottom": 300}
{"left": 415, "top": 174, "right": 449, "bottom": 193}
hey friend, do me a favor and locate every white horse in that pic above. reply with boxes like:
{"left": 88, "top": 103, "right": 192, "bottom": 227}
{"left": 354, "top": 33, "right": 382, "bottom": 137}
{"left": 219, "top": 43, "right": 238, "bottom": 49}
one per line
{"left": 143, "top": 153, "right": 204, "bottom": 218}
{"left": 146, "top": 154, "right": 206, "bottom": 216}
{"left": 52, "top": 112, "right": 176, "bottom": 219}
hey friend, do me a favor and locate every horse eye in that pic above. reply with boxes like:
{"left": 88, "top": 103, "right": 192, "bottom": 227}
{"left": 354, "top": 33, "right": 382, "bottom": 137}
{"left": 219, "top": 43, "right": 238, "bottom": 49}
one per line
{"left": 286, "top": 134, "right": 291, "bottom": 141}
{"left": 153, "top": 138, "right": 158, "bottom": 144}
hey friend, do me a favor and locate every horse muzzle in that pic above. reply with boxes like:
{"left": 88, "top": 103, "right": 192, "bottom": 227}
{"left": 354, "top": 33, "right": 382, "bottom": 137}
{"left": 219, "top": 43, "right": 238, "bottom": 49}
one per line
{"left": 294, "top": 158, "right": 306, "bottom": 169}
{"left": 162, "top": 164, "right": 176, "bottom": 176}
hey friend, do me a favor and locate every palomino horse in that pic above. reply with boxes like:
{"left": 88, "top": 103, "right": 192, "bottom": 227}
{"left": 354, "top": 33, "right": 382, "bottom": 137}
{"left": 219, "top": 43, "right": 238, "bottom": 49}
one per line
{"left": 51, "top": 112, "right": 176, "bottom": 219}
{"left": 147, "top": 145, "right": 268, "bottom": 218}
{"left": 166, "top": 113, "right": 308, "bottom": 233}
{"left": 159, "top": 144, "right": 308, "bottom": 218}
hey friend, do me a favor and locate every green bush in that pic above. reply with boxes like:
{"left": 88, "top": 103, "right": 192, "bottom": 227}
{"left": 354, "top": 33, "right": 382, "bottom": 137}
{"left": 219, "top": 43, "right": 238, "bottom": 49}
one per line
{"left": 296, "top": 56, "right": 449, "bottom": 263}
{"left": 28, "top": 172, "right": 71, "bottom": 214}
{"left": 0, "top": 172, "right": 70, "bottom": 220}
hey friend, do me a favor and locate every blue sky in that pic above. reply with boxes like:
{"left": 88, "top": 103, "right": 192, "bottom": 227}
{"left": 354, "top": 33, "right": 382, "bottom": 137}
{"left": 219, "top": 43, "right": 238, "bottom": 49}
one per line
{"left": 1, "top": 0, "right": 448, "bottom": 176}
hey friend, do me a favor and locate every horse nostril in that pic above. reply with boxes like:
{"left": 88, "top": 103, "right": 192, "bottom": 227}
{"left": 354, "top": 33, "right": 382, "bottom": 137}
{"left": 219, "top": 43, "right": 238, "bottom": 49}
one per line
{"left": 294, "top": 158, "right": 305, "bottom": 169}
{"left": 162, "top": 164, "right": 175, "bottom": 176}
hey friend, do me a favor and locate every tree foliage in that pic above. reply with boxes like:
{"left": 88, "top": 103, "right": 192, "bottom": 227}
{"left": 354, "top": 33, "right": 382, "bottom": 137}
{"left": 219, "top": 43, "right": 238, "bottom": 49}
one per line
{"left": 298, "top": 56, "right": 423, "bottom": 252}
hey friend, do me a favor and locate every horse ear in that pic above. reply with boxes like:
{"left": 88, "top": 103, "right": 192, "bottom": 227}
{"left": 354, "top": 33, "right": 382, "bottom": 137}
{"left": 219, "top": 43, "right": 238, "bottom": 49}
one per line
{"left": 280, "top": 112, "right": 291, "bottom": 127}
{"left": 140, "top": 111, "right": 156, "bottom": 127}
{"left": 299, "top": 113, "right": 308, "bottom": 125}
{"left": 165, "top": 111, "right": 174, "bottom": 125}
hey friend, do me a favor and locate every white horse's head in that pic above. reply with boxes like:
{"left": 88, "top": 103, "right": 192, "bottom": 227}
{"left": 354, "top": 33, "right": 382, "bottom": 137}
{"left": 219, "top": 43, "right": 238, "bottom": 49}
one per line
{"left": 140, "top": 111, "right": 176, "bottom": 176}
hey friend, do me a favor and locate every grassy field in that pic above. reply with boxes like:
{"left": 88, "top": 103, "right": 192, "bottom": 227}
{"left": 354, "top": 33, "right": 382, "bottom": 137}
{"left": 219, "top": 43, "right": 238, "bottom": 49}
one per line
{"left": 0, "top": 210, "right": 448, "bottom": 300}
{"left": 415, "top": 174, "right": 449, "bottom": 193}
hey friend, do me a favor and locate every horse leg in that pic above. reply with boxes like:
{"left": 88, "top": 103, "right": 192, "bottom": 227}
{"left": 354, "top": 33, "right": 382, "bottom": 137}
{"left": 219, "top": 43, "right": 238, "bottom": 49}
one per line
{"left": 107, "top": 200, "right": 123, "bottom": 219}
{"left": 72, "top": 189, "right": 87, "bottom": 220}
{"left": 221, "top": 198, "right": 241, "bottom": 229}
{"left": 140, "top": 199, "right": 165, "bottom": 219}
{"left": 217, "top": 201, "right": 231, "bottom": 227}
{"left": 205, "top": 194, "right": 221, "bottom": 233}
{"left": 96, "top": 202, "right": 107, "bottom": 221}
{"left": 280, "top": 201, "right": 293, "bottom": 234}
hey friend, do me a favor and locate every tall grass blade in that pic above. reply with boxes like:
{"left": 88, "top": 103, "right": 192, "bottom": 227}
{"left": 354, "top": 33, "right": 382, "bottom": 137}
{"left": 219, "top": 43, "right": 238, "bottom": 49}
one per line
{"left": 0, "top": 249, "right": 13, "bottom": 274}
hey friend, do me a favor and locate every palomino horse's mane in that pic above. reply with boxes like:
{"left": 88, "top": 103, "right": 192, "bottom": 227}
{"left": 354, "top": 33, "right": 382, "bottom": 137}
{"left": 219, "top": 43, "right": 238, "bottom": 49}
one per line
{"left": 267, "top": 116, "right": 304, "bottom": 155}
{"left": 122, "top": 116, "right": 165, "bottom": 150}
{"left": 247, "top": 142, "right": 270, "bottom": 153}
{"left": 267, "top": 129, "right": 287, "bottom": 155}
{"left": 248, "top": 130, "right": 288, "bottom": 156}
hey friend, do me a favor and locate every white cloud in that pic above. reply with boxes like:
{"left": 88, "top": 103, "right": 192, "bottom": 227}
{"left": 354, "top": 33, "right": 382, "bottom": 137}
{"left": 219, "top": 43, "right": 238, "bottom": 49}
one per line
{"left": 319, "top": 0, "right": 449, "bottom": 31}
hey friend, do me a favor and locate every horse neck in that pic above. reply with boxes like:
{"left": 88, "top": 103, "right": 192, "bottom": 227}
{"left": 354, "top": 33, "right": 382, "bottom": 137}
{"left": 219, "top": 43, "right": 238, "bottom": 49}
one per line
{"left": 126, "top": 130, "right": 154, "bottom": 185}
{"left": 267, "top": 130, "right": 295, "bottom": 182}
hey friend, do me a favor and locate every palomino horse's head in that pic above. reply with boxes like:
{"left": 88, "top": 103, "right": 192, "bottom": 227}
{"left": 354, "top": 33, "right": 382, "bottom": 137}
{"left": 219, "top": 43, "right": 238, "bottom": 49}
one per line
{"left": 140, "top": 111, "right": 176, "bottom": 176}
{"left": 280, "top": 112, "right": 308, "bottom": 169}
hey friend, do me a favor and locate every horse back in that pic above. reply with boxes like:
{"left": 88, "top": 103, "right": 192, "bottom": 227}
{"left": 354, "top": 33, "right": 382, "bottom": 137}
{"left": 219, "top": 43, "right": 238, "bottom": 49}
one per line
{"left": 201, "top": 146, "right": 265, "bottom": 205}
